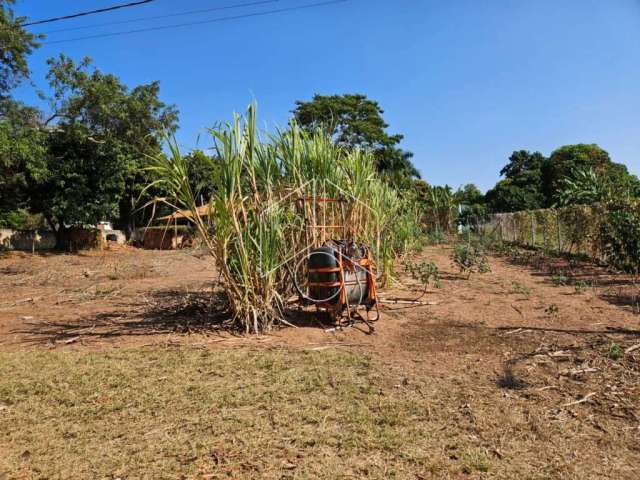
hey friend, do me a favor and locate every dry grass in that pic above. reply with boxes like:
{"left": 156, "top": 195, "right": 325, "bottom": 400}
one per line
{"left": 0, "top": 349, "right": 440, "bottom": 479}
{"left": 2, "top": 247, "right": 640, "bottom": 479}
{"left": 1, "top": 347, "right": 638, "bottom": 479}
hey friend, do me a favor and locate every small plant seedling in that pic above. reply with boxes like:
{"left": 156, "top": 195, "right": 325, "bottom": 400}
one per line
{"left": 545, "top": 303, "right": 559, "bottom": 316}
{"left": 573, "top": 280, "right": 591, "bottom": 294}
{"left": 607, "top": 342, "right": 623, "bottom": 360}
{"left": 510, "top": 281, "right": 532, "bottom": 297}
{"left": 427, "top": 231, "right": 446, "bottom": 245}
{"left": 460, "top": 448, "right": 491, "bottom": 474}
{"left": 403, "top": 259, "right": 441, "bottom": 288}
{"left": 451, "top": 243, "right": 490, "bottom": 279}
{"left": 107, "top": 263, "right": 121, "bottom": 281}
{"left": 551, "top": 274, "right": 569, "bottom": 286}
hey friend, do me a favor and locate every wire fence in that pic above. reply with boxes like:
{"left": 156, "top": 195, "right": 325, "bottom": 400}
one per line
{"left": 478, "top": 204, "right": 607, "bottom": 259}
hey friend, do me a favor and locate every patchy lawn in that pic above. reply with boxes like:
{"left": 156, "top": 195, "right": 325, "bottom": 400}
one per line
{"left": 1, "top": 246, "right": 640, "bottom": 478}
{"left": 0, "top": 348, "right": 462, "bottom": 479}
{"left": 1, "top": 347, "right": 639, "bottom": 479}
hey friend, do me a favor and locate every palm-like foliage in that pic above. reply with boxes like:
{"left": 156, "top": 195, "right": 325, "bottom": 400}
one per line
{"left": 424, "top": 185, "right": 456, "bottom": 233}
{"left": 558, "top": 168, "right": 608, "bottom": 206}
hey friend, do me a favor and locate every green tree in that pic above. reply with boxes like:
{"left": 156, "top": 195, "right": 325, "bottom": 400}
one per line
{"left": 0, "top": 1, "right": 44, "bottom": 227}
{"left": 485, "top": 150, "right": 546, "bottom": 212}
{"left": 37, "top": 55, "right": 178, "bottom": 237}
{"left": 184, "top": 149, "right": 220, "bottom": 201}
{"left": 0, "top": 0, "right": 40, "bottom": 96}
{"left": 454, "top": 183, "right": 486, "bottom": 230}
{"left": 558, "top": 167, "right": 610, "bottom": 206}
{"left": 31, "top": 124, "right": 128, "bottom": 238}
{"left": 292, "top": 94, "right": 419, "bottom": 183}
{"left": 0, "top": 100, "right": 47, "bottom": 226}
{"left": 543, "top": 144, "right": 639, "bottom": 205}
{"left": 455, "top": 183, "right": 484, "bottom": 207}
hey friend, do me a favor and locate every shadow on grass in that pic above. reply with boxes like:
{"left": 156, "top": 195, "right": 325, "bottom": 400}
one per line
{"left": 14, "top": 289, "right": 336, "bottom": 346}
{"left": 14, "top": 288, "right": 234, "bottom": 345}
{"left": 497, "top": 366, "right": 528, "bottom": 390}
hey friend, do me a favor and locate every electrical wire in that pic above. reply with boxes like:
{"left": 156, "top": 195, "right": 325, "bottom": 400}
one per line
{"left": 41, "top": 0, "right": 348, "bottom": 45}
{"left": 23, "top": 1, "right": 155, "bottom": 27}
{"left": 41, "top": 0, "right": 280, "bottom": 34}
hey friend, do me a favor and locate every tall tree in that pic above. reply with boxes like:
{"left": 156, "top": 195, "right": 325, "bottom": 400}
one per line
{"left": 23, "top": 55, "right": 178, "bottom": 242}
{"left": 0, "top": 0, "right": 40, "bottom": 96}
{"left": 455, "top": 183, "right": 484, "bottom": 207}
{"left": 0, "top": 100, "right": 47, "bottom": 227}
{"left": 292, "top": 94, "right": 419, "bottom": 183}
{"left": 544, "top": 144, "right": 639, "bottom": 205}
{"left": 0, "top": 1, "right": 45, "bottom": 227}
{"left": 183, "top": 149, "right": 220, "bottom": 201}
{"left": 485, "top": 150, "right": 546, "bottom": 212}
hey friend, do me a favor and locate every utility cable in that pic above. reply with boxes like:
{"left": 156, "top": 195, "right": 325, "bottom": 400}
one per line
{"left": 41, "top": 0, "right": 279, "bottom": 34}
{"left": 24, "top": 0, "right": 155, "bottom": 27}
{"left": 42, "top": 0, "right": 348, "bottom": 45}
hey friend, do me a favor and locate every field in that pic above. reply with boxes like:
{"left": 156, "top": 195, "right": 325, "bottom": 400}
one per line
{"left": 1, "top": 246, "right": 639, "bottom": 479}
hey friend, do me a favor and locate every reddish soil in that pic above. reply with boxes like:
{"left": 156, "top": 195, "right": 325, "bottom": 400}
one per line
{"left": 1, "top": 244, "right": 639, "bottom": 477}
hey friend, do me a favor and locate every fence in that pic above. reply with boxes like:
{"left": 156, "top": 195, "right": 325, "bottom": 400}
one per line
{"left": 479, "top": 204, "right": 607, "bottom": 259}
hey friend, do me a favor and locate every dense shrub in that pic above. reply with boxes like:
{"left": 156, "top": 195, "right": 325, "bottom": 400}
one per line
{"left": 451, "top": 243, "right": 490, "bottom": 278}
{"left": 599, "top": 201, "right": 640, "bottom": 274}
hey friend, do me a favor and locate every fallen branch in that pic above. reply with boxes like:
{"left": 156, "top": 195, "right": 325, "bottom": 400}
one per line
{"left": 548, "top": 350, "right": 572, "bottom": 360}
{"left": 625, "top": 344, "right": 640, "bottom": 354}
{"left": 503, "top": 328, "right": 532, "bottom": 336}
{"left": 560, "top": 367, "right": 598, "bottom": 376}
{"left": 562, "top": 392, "right": 596, "bottom": 407}
{"left": 536, "top": 385, "right": 559, "bottom": 391}
{"left": 0, "top": 296, "right": 43, "bottom": 309}
{"left": 379, "top": 298, "right": 439, "bottom": 306}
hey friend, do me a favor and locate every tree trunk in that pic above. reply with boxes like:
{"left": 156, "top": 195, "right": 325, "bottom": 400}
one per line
{"left": 46, "top": 216, "right": 67, "bottom": 250}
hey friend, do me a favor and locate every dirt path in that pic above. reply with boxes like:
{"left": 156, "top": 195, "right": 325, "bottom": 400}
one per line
{"left": 0, "top": 248, "right": 217, "bottom": 349}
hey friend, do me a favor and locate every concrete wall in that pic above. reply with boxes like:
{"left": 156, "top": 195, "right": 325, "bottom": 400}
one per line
{"left": 0, "top": 227, "right": 125, "bottom": 251}
{"left": 0, "top": 229, "right": 56, "bottom": 251}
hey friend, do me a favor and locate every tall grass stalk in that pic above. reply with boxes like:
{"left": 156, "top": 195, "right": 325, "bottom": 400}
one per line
{"left": 147, "top": 104, "right": 422, "bottom": 333}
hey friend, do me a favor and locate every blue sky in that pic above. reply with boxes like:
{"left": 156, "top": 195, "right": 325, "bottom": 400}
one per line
{"left": 13, "top": 0, "right": 640, "bottom": 191}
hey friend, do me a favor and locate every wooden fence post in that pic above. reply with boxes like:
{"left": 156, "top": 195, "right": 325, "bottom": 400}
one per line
{"left": 531, "top": 212, "right": 536, "bottom": 247}
{"left": 556, "top": 209, "right": 562, "bottom": 254}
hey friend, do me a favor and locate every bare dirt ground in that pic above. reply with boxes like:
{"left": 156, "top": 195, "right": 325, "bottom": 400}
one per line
{"left": 1, "top": 245, "right": 639, "bottom": 478}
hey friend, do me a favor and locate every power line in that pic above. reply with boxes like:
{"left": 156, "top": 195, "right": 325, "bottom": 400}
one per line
{"left": 42, "top": 0, "right": 280, "bottom": 34}
{"left": 42, "top": 0, "right": 348, "bottom": 45}
{"left": 23, "top": 0, "right": 155, "bottom": 27}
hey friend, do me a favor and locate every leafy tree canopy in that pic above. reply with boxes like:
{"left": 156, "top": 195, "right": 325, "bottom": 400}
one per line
{"left": 184, "top": 149, "right": 220, "bottom": 201}
{"left": 485, "top": 150, "right": 546, "bottom": 212}
{"left": 545, "top": 144, "right": 640, "bottom": 205}
{"left": 24, "top": 55, "right": 179, "bottom": 237}
{"left": 292, "top": 93, "right": 419, "bottom": 183}
{"left": 455, "top": 183, "right": 484, "bottom": 206}
{"left": 293, "top": 93, "right": 402, "bottom": 150}
{"left": 485, "top": 145, "right": 640, "bottom": 212}
{"left": 0, "top": 100, "right": 47, "bottom": 225}
{"left": 485, "top": 179, "right": 544, "bottom": 213}
{"left": 0, "top": 0, "right": 40, "bottom": 96}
